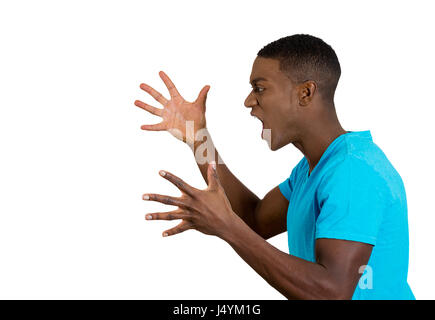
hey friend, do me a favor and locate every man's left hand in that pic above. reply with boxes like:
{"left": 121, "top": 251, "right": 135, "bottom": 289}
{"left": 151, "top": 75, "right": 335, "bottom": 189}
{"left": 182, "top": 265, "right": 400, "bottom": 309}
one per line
{"left": 143, "top": 162, "right": 238, "bottom": 239}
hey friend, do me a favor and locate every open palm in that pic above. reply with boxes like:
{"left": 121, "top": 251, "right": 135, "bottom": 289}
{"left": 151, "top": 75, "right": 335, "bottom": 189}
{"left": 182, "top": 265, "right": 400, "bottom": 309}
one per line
{"left": 134, "top": 71, "right": 210, "bottom": 143}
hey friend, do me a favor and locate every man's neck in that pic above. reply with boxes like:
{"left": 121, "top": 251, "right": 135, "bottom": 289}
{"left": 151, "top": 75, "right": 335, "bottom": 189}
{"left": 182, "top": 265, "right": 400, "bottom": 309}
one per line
{"left": 292, "top": 122, "right": 347, "bottom": 175}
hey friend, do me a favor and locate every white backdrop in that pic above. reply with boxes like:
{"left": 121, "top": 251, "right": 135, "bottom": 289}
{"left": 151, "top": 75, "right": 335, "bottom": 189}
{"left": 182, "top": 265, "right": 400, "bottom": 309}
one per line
{"left": 0, "top": 0, "right": 433, "bottom": 299}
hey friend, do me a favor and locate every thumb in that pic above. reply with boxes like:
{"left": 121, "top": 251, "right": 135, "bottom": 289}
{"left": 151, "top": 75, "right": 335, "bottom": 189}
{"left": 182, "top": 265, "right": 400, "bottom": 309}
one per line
{"left": 195, "top": 85, "right": 210, "bottom": 107}
{"left": 207, "top": 160, "right": 220, "bottom": 190}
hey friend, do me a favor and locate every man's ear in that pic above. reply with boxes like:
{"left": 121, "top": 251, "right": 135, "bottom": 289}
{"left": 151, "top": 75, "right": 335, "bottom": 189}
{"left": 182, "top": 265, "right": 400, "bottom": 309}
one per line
{"left": 298, "top": 81, "right": 317, "bottom": 106}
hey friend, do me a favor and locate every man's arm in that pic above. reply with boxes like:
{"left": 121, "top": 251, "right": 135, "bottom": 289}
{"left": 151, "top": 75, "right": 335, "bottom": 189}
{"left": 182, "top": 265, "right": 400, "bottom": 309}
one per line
{"left": 145, "top": 163, "right": 373, "bottom": 299}
{"left": 191, "top": 131, "right": 288, "bottom": 240}
{"left": 223, "top": 216, "right": 373, "bottom": 299}
{"left": 253, "top": 186, "right": 289, "bottom": 240}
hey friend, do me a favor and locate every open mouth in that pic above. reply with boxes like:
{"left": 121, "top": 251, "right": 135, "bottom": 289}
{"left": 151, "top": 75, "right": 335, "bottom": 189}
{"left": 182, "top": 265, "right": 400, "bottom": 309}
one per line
{"left": 250, "top": 112, "right": 264, "bottom": 125}
{"left": 250, "top": 112, "right": 266, "bottom": 137}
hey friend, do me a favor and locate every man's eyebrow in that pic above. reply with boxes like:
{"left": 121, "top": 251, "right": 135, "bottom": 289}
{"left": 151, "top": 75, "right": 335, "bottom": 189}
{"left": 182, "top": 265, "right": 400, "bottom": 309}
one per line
{"left": 250, "top": 77, "right": 267, "bottom": 85}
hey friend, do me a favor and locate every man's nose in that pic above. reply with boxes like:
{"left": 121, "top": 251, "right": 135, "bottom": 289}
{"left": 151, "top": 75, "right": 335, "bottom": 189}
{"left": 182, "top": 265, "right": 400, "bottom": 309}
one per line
{"left": 244, "top": 91, "right": 257, "bottom": 108}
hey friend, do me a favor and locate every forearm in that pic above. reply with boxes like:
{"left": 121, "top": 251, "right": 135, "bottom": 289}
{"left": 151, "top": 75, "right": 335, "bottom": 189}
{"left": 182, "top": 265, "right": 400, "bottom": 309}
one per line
{"left": 222, "top": 215, "right": 341, "bottom": 300}
{"left": 189, "top": 129, "right": 259, "bottom": 229}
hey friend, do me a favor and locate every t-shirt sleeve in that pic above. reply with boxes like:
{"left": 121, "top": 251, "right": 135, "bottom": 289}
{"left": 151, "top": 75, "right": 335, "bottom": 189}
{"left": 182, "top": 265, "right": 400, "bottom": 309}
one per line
{"left": 278, "top": 163, "right": 299, "bottom": 201}
{"left": 278, "top": 178, "right": 292, "bottom": 201}
{"left": 315, "top": 156, "right": 388, "bottom": 246}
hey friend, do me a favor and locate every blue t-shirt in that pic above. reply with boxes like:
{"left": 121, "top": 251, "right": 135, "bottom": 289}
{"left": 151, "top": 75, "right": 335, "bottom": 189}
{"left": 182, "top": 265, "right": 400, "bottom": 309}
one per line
{"left": 278, "top": 130, "right": 415, "bottom": 300}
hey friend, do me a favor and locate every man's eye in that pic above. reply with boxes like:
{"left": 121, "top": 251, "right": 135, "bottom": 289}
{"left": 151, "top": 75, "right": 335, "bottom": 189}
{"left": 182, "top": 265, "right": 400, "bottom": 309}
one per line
{"left": 252, "top": 86, "right": 264, "bottom": 93}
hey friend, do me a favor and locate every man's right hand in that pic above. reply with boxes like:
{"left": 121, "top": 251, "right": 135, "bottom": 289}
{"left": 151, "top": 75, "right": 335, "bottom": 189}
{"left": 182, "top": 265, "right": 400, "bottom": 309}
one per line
{"left": 135, "top": 71, "right": 210, "bottom": 145}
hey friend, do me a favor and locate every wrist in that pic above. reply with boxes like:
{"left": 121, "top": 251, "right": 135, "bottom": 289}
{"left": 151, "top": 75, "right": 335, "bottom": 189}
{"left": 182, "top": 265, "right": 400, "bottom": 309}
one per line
{"left": 219, "top": 213, "right": 246, "bottom": 244}
{"left": 187, "top": 127, "right": 212, "bottom": 153}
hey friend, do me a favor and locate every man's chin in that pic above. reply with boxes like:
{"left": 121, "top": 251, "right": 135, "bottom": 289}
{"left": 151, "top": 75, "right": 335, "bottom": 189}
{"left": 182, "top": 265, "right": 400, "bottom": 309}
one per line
{"left": 262, "top": 130, "right": 287, "bottom": 151}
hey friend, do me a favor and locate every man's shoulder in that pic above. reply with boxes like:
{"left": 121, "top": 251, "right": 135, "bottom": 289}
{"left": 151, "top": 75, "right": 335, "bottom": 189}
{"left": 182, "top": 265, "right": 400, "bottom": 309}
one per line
{"left": 326, "top": 135, "right": 394, "bottom": 174}
{"left": 320, "top": 150, "right": 405, "bottom": 207}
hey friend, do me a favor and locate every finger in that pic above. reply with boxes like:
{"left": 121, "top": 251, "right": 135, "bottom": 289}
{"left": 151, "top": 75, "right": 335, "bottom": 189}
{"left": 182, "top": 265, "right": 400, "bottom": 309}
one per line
{"left": 207, "top": 161, "right": 219, "bottom": 190}
{"left": 159, "top": 170, "right": 197, "bottom": 197}
{"left": 145, "top": 208, "right": 191, "bottom": 221}
{"left": 194, "top": 85, "right": 210, "bottom": 107}
{"left": 162, "top": 220, "right": 194, "bottom": 237}
{"left": 134, "top": 100, "right": 163, "bottom": 117}
{"left": 140, "top": 122, "right": 166, "bottom": 131}
{"left": 143, "top": 193, "right": 189, "bottom": 208}
{"left": 159, "top": 71, "right": 182, "bottom": 100}
{"left": 139, "top": 83, "right": 169, "bottom": 106}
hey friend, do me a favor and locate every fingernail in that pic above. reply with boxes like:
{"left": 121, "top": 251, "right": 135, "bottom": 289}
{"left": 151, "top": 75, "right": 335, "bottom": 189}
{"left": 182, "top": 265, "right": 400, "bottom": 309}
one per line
{"left": 211, "top": 161, "right": 216, "bottom": 170}
{"left": 159, "top": 170, "right": 166, "bottom": 176}
{"left": 163, "top": 232, "right": 168, "bottom": 237}
{"left": 143, "top": 194, "right": 149, "bottom": 200}
{"left": 146, "top": 215, "right": 152, "bottom": 220}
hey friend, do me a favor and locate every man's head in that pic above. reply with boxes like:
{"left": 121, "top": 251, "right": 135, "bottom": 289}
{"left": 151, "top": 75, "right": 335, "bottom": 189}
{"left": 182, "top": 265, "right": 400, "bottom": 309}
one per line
{"left": 245, "top": 34, "right": 341, "bottom": 150}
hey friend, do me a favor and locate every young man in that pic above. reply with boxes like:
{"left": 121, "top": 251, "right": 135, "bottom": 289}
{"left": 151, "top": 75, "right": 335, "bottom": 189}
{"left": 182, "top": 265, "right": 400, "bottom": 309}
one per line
{"left": 135, "top": 34, "right": 415, "bottom": 299}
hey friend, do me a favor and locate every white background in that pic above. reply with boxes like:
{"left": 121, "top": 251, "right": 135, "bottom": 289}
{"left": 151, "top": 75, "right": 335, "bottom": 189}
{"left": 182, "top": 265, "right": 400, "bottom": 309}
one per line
{"left": 0, "top": 0, "right": 433, "bottom": 299}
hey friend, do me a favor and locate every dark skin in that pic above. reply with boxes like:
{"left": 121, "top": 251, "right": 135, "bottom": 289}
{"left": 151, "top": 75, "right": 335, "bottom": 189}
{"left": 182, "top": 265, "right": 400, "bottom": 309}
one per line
{"left": 135, "top": 58, "right": 373, "bottom": 299}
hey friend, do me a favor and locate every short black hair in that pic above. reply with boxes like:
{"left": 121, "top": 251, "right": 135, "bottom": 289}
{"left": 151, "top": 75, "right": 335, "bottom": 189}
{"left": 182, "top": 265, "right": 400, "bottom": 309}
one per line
{"left": 257, "top": 34, "right": 341, "bottom": 102}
